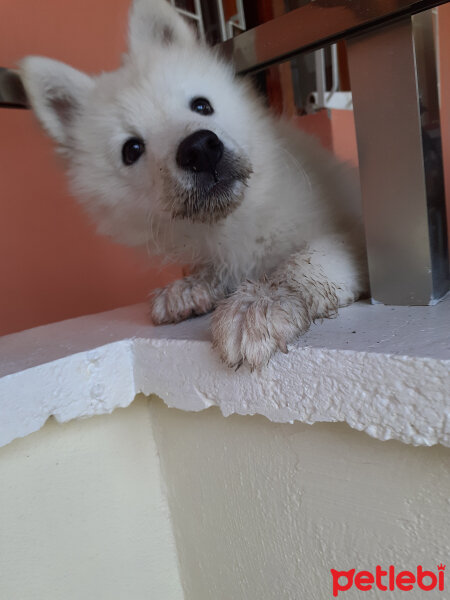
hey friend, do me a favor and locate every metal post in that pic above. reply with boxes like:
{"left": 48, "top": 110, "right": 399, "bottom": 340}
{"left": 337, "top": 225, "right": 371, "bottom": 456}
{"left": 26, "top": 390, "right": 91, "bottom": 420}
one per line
{"left": 216, "top": 0, "right": 228, "bottom": 42}
{"left": 347, "top": 12, "right": 449, "bottom": 305}
{"left": 314, "top": 48, "right": 326, "bottom": 110}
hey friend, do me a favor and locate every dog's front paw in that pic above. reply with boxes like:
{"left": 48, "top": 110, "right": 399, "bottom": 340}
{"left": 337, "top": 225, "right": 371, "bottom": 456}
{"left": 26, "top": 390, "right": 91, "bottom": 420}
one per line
{"left": 211, "top": 280, "right": 311, "bottom": 370}
{"left": 151, "top": 276, "right": 217, "bottom": 324}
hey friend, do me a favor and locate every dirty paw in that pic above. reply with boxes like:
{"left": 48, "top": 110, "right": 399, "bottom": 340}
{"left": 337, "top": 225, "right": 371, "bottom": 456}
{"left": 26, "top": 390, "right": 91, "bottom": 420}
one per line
{"left": 151, "top": 276, "right": 217, "bottom": 324}
{"left": 211, "top": 280, "right": 311, "bottom": 370}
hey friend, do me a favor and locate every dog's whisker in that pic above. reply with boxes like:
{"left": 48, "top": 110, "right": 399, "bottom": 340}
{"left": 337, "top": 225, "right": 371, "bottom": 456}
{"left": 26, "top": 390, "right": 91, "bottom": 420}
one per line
{"left": 280, "top": 146, "right": 312, "bottom": 192}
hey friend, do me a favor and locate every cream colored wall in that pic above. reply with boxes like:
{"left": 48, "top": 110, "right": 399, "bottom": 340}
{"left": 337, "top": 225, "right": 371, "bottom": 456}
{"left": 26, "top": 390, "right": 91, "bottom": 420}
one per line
{"left": 0, "top": 399, "right": 184, "bottom": 600}
{"left": 2, "top": 395, "right": 450, "bottom": 600}
{"left": 148, "top": 397, "right": 450, "bottom": 600}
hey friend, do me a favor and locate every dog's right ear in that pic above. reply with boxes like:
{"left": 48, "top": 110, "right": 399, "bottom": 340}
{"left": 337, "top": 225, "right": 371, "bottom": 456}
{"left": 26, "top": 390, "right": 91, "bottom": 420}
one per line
{"left": 19, "top": 56, "right": 94, "bottom": 147}
{"left": 128, "top": 0, "right": 197, "bottom": 56}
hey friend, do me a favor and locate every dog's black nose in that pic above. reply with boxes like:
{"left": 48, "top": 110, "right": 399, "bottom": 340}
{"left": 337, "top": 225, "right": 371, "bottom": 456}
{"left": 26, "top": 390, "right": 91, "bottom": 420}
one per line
{"left": 176, "top": 130, "right": 224, "bottom": 175}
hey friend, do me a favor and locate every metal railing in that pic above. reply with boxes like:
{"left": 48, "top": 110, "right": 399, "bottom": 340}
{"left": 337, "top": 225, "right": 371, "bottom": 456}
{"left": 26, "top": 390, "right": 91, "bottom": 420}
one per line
{"left": 216, "top": 0, "right": 246, "bottom": 41}
{"left": 0, "top": 67, "right": 28, "bottom": 109}
{"left": 170, "top": 0, "right": 205, "bottom": 40}
{"left": 222, "top": 0, "right": 449, "bottom": 305}
{"left": 170, "top": 1, "right": 246, "bottom": 42}
{"left": 222, "top": 0, "right": 449, "bottom": 73}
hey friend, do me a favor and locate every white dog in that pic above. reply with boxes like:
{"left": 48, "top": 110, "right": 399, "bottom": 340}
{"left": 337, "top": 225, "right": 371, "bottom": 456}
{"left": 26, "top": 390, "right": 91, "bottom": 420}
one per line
{"left": 20, "top": 0, "right": 368, "bottom": 369}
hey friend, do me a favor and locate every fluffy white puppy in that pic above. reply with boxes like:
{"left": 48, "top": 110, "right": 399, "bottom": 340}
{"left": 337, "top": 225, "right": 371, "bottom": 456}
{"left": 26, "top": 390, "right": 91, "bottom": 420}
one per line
{"left": 20, "top": 0, "right": 368, "bottom": 369}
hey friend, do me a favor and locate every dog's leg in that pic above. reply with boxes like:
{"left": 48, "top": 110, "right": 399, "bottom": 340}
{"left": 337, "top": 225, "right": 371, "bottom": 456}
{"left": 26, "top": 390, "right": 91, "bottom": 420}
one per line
{"left": 151, "top": 267, "right": 228, "bottom": 324}
{"left": 212, "top": 234, "right": 368, "bottom": 369}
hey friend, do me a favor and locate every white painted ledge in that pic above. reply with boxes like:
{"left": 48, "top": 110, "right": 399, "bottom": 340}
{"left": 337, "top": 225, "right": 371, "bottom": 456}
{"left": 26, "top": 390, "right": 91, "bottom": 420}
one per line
{"left": 0, "top": 298, "right": 449, "bottom": 449}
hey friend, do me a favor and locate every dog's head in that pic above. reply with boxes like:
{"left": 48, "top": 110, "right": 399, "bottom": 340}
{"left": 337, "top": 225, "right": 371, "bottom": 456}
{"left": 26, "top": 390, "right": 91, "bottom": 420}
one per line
{"left": 20, "top": 0, "right": 256, "bottom": 246}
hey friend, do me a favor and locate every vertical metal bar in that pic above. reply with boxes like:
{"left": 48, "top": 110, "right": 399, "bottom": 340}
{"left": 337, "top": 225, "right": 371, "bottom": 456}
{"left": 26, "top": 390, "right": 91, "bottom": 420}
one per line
{"left": 314, "top": 48, "right": 326, "bottom": 110}
{"left": 171, "top": 1, "right": 205, "bottom": 40}
{"left": 235, "top": 0, "right": 246, "bottom": 29}
{"left": 223, "top": 0, "right": 247, "bottom": 39}
{"left": 226, "top": 20, "right": 233, "bottom": 40}
{"left": 216, "top": 0, "right": 228, "bottom": 42}
{"left": 347, "top": 12, "right": 449, "bottom": 305}
{"left": 193, "top": 0, "right": 205, "bottom": 40}
{"left": 328, "top": 44, "right": 340, "bottom": 97}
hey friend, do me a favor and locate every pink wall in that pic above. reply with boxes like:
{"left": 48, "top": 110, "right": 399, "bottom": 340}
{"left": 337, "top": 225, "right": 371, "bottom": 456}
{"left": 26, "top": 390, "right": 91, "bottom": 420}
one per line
{"left": 0, "top": 0, "right": 180, "bottom": 336}
{"left": 295, "top": 109, "right": 358, "bottom": 168}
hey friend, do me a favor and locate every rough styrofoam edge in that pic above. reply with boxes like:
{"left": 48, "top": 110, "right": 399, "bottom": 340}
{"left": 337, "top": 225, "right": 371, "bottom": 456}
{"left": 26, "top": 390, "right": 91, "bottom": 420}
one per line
{"left": 0, "top": 341, "right": 135, "bottom": 448}
{"left": 1, "top": 336, "right": 449, "bottom": 449}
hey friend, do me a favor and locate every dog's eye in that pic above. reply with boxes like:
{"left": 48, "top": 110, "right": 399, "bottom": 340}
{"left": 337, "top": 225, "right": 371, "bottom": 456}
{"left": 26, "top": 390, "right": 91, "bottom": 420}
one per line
{"left": 122, "top": 137, "right": 145, "bottom": 166}
{"left": 190, "top": 97, "right": 214, "bottom": 116}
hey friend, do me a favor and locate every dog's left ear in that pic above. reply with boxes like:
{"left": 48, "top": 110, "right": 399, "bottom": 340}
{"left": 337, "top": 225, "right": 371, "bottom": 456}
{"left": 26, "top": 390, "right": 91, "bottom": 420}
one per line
{"left": 128, "top": 0, "right": 197, "bottom": 56}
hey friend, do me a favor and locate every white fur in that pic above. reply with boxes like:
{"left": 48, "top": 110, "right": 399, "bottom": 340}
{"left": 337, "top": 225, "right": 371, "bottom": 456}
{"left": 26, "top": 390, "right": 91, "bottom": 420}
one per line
{"left": 20, "top": 0, "right": 368, "bottom": 369}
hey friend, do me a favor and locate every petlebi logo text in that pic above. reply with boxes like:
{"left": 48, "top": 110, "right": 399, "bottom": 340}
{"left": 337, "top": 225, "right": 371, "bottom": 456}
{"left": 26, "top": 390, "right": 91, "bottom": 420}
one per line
{"left": 330, "top": 564, "right": 445, "bottom": 597}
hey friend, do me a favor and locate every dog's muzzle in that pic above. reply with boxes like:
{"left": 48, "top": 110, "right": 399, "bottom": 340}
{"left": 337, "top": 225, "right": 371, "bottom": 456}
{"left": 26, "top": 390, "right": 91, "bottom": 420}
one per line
{"left": 168, "top": 129, "right": 253, "bottom": 224}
